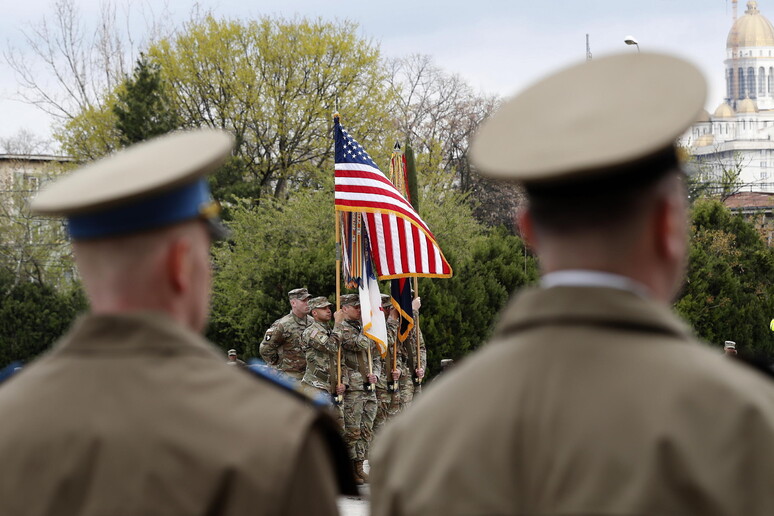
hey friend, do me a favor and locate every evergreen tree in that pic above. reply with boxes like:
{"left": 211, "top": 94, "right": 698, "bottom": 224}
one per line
{"left": 675, "top": 199, "right": 774, "bottom": 360}
{"left": 419, "top": 227, "right": 538, "bottom": 375}
{"left": 113, "top": 53, "right": 181, "bottom": 146}
{"left": 0, "top": 269, "right": 87, "bottom": 368}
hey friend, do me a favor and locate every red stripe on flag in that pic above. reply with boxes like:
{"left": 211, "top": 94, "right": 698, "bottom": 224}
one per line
{"left": 334, "top": 200, "right": 433, "bottom": 236}
{"left": 366, "top": 215, "right": 382, "bottom": 274}
{"left": 426, "top": 231, "right": 437, "bottom": 272}
{"left": 397, "top": 218, "right": 409, "bottom": 273}
{"left": 411, "top": 224, "right": 421, "bottom": 272}
{"left": 381, "top": 213, "right": 394, "bottom": 274}
{"left": 335, "top": 184, "right": 411, "bottom": 205}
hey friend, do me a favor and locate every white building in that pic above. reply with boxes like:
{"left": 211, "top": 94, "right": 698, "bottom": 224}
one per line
{"left": 689, "top": 1, "right": 774, "bottom": 192}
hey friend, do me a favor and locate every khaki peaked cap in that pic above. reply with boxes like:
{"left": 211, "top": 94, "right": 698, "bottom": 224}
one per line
{"left": 470, "top": 52, "right": 707, "bottom": 185}
{"left": 31, "top": 130, "right": 234, "bottom": 240}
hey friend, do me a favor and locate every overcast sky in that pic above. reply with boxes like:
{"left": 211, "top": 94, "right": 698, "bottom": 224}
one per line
{"left": 0, "top": 0, "right": 743, "bottom": 150}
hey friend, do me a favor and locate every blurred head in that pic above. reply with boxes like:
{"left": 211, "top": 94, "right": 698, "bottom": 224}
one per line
{"left": 468, "top": 53, "right": 704, "bottom": 304}
{"left": 74, "top": 219, "right": 214, "bottom": 333}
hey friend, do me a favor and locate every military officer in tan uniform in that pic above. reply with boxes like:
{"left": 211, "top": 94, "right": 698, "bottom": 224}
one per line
{"left": 301, "top": 296, "right": 345, "bottom": 427}
{"left": 332, "top": 293, "right": 381, "bottom": 485}
{"left": 0, "top": 130, "right": 355, "bottom": 515}
{"left": 260, "top": 287, "right": 313, "bottom": 381}
{"left": 371, "top": 53, "right": 774, "bottom": 515}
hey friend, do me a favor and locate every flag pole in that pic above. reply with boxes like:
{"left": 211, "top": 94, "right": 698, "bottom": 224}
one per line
{"left": 413, "top": 276, "right": 422, "bottom": 387}
{"left": 367, "top": 340, "right": 375, "bottom": 392}
{"left": 391, "top": 312, "right": 399, "bottom": 392}
{"left": 334, "top": 113, "right": 343, "bottom": 405}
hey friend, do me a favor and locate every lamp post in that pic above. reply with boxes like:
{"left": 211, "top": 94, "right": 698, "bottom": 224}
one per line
{"left": 624, "top": 35, "right": 640, "bottom": 52}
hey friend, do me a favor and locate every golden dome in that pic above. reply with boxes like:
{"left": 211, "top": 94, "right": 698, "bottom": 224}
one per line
{"left": 738, "top": 96, "right": 759, "bottom": 113}
{"left": 694, "top": 133, "right": 715, "bottom": 147}
{"left": 727, "top": 1, "right": 774, "bottom": 48}
{"left": 696, "top": 109, "right": 711, "bottom": 122}
{"left": 714, "top": 102, "right": 736, "bottom": 117}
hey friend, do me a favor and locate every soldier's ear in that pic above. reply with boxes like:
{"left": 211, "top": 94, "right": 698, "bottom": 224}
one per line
{"left": 516, "top": 207, "right": 537, "bottom": 251}
{"left": 166, "top": 236, "right": 193, "bottom": 294}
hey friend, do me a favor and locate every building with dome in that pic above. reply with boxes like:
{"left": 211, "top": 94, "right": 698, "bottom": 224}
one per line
{"left": 688, "top": 1, "right": 774, "bottom": 192}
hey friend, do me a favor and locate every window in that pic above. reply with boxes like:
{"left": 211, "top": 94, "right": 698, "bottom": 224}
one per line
{"left": 748, "top": 67, "right": 756, "bottom": 98}
{"left": 759, "top": 67, "right": 766, "bottom": 94}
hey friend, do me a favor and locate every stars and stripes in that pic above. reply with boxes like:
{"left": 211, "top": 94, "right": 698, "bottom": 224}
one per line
{"left": 334, "top": 117, "right": 453, "bottom": 279}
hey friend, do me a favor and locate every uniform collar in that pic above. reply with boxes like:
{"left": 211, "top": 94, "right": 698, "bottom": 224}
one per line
{"left": 542, "top": 270, "right": 651, "bottom": 299}
{"left": 496, "top": 285, "right": 693, "bottom": 341}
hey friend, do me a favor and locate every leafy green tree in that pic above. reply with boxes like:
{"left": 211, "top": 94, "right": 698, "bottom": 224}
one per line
{"left": 113, "top": 53, "right": 181, "bottom": 146}
{"left": 0, "top": 269, "right": 87, "bottom": 368}
{"left": 148, "top": 16, "right": 397, "bottom": 202}
{"left": 675, "top": 199, "right": 774, "bottom": 360}
{"left": 208, "top": 187, "right": 337, "bottom": 357}
{"left": 419, "top": 227, "right": 538, "bottom": 375}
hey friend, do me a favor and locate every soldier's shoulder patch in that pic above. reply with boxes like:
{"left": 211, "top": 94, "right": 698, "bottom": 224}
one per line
{"left": 310, "top": 328, "right": 319, "bottom": 339}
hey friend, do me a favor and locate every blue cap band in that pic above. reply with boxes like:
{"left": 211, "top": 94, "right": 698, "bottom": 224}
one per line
{"left": 67, "top": 179, "right": 216, "bottom": 239}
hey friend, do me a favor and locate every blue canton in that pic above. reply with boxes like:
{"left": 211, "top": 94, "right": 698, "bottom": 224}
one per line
{"left": 334, "top": 118, "right": 378, "bottom": 169}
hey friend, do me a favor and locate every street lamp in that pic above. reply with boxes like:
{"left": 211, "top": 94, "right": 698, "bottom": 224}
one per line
{"left": 624, "top": 35, "right": 640, "bottom": 52}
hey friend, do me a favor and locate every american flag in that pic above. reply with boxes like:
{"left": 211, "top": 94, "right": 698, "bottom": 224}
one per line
{"left": 334, "top": 117, "right": 453, "bottom": 279}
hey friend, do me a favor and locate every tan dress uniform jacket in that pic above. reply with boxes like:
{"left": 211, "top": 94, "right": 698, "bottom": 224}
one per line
{"left": 0, "top": 312, "right": 354, "bottom": 516}
{"left": 371, "top": 286, "right": 774, "bottom": 516}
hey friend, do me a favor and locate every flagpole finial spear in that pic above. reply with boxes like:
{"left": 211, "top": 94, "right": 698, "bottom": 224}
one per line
{"left": 333, "top": 112, "right": 340, "bottom": 122}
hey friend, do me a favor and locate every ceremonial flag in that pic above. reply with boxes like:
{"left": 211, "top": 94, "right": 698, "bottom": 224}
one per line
{"left": 334, "top": 117, "right": 452, "bottom": 280}
{"left": 388, "top": 143, "right": 415, "bottom": 342}
{"left": 390, "top": 277, "right": 414, "bottom": 342}
{"left": 340, "top": 211, "right": 388, "bottom": 357}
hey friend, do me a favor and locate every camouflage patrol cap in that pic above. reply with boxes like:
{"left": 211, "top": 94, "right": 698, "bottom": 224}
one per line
{"left": 227, "top": 349, "right": 237, "bottom": 356}
{"left": 340, "top": 294, "right": 360, "bottom": 307}
{"left": 288, "top": 288, "right": 312, "bottom": 301}
{"left": 308, "top": 296, "right": 333, "bottom": 310}
{"left": 380, "top": 294, "right": 392, "bottom": 309}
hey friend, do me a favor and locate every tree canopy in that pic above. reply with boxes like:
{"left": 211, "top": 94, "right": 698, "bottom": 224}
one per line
{"left": 676, "top": 199, "right": 774, "bottom": 359}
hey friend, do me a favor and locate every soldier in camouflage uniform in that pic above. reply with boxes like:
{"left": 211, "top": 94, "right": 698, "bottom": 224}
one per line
{"left": 373, "top": 294, "right": 401, "bottom": 436}
{"left": 396, "top": 296, "right": 427, "bottom": 411}
{"left": 301, "top": 296, "right": 346, "bottom": 429}
{"left": 332, "top": 294, "right": 381, "bottom": 485}
{"left": 260, "top": 287, "right": 314, "bottom": 381}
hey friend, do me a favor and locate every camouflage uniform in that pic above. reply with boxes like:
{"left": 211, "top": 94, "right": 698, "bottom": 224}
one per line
{"left": 260, "top": 311, "right": 313, "bottom": 382}
{"left": 301, "top": 305, "right": 345, "bottom": 429}
{"left": 397, "top": 311, "right": 427, "bottom": 410}
{"left": 374, "top": 317, "right": 401, "bottom": 436}
{"left": 332, "top": 315, "right": 381, "bottom": 461}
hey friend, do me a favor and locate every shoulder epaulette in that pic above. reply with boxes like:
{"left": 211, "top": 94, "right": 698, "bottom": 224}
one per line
{"left": 0, "top": 361, "right": 23, "bottom": 385}
{"left": 245, "top": 360, "right": 331, "bottom": 409}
